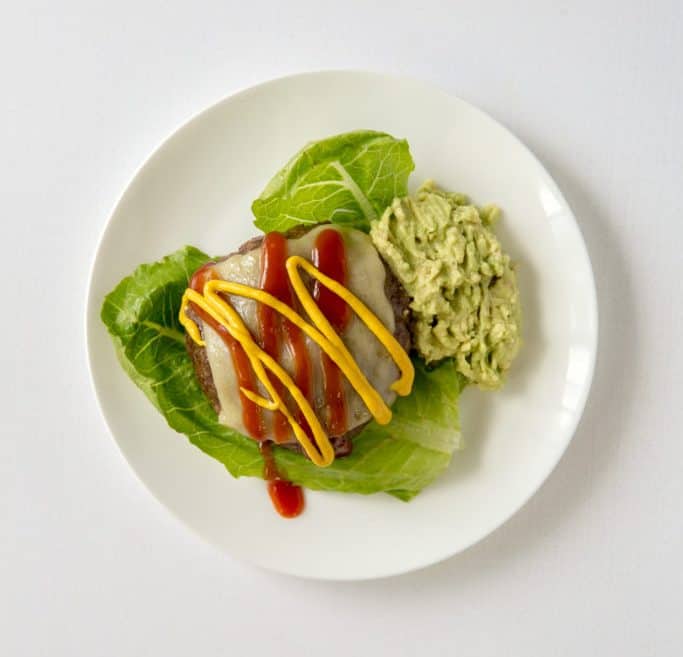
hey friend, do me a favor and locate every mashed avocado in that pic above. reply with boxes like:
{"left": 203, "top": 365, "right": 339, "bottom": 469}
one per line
{"left": 370, "top": 181, "right": 521, "bottom": 390}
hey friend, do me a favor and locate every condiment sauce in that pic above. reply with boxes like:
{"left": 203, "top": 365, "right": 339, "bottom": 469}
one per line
{"left": 260, "top": 441, "right": 304, "bottom": 518}
{"left": 313, "top": 229, "right": 351, "bottom": 436}
{"left": 257, "top": 233, "right": 309, "bottom": 518}
{"left": 189, "top": 263, "right": 265, "bottom": 439}
{"left": 258, "top": 233, "right": 312, "bottom": 442}
{"left": 256, "top": 228, "right": 350, "bottom": 517}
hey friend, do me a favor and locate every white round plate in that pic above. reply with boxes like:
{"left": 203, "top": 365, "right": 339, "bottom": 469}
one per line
{"left": 86, "top": 71, "right": 597, "bottom": 580}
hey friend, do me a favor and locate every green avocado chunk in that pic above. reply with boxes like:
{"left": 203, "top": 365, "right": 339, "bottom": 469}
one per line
{"left": 370, "top": 180, "right": 521, "bottom": 390}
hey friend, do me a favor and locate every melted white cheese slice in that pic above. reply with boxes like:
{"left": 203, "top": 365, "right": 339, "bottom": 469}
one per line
{"left": 202, "top": 225, "right": 398, "bottom": 439}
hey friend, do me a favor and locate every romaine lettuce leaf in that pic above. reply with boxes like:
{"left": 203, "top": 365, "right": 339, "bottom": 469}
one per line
{"left": 252, "top": 130, "right": 414, "bottom": 233}
{"left": 101, "top": 246, "right": 465, "bottom": 499}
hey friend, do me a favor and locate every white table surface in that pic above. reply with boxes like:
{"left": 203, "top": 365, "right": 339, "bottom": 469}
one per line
{"left": 2, "top": 2, "right": 682, "bottom": 655}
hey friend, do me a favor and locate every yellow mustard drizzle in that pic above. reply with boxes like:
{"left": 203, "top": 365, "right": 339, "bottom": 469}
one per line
{"left": 179, "top": 256, "right": 415, "bottom": 467}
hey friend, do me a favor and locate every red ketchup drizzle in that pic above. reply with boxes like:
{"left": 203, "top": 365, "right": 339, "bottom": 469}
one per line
{"left": 257, "top": 232, "right": 312, "bottom": 518}
{"left": 258, "top": 232, "right": 312, "bottom": 442}
{"left": 261, "top": 442, "right": 305, "bottom": 518}
{"left": 188, "top": 263, "right": 265, "bottom": 439}
{"left": 312, "top": 228, "right": 351, "bottom": 436}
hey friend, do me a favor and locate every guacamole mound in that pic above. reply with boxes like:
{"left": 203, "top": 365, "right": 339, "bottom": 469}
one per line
{"left": 370, "top": 181, "right": 521, "bottom": 390}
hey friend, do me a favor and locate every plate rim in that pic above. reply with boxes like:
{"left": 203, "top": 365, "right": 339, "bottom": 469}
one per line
{"left": 85, "top": 69, "right": 598, "bottom": 581}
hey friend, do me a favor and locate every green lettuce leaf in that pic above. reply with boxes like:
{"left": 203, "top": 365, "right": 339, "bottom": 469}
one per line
{"left": 252, "top": 130, "right": 415, "bottom": 233}
{"left": 101, "top": 247, "right": 465, "bottom": 499}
